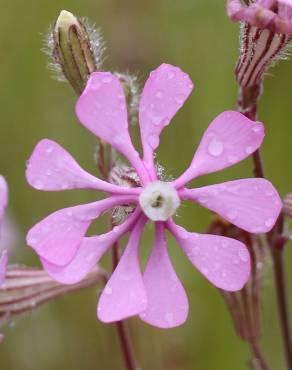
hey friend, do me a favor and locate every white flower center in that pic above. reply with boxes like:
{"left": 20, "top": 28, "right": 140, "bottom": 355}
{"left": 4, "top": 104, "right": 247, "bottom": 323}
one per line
{"left": 139, "top": 181, "right": 180, "bottom": 221}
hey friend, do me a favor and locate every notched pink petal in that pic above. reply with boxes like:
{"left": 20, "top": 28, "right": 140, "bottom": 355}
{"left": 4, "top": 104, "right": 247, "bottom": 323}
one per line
{"left": 26, "top": 139, "right": 134, "bottom": 194}
{"left": 181, "top": 178, "right": 282, "bottom": 233}
{"left": 76, "top": 72, "right": 148, "bottom": 184}
{"left": 42, "top": 210, "right": 141, "bottom": 284}
{"left": 168, "top": 221, "right": 250, "bottom": 291}
{"left": 27, "top": 196, "right": 138, "bottom": 267}
{"left": 139, "top": 64, "right": 193, "bottom": 172}
{"left": 173, "top": 111, "right": 265, "bottom": 188}
{"left": 97, "top": 217, "right": 147, "bottom": 323}
{"left": 0, "top": 176, "right": 8, "bottom": 220}
{"left": 139, "top": 222, "right": 188, "bottom": 328}
{"left": 0, "top": 250, "right": 8, "bottom": 285}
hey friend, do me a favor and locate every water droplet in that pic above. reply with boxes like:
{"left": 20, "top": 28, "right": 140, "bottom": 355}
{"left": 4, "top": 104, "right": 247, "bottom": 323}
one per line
{"left": 175, "top": 94, "right": 185, "bottom": 105}
{"left": 227, "top": 155, "right": 238, "bottom": 164}
{"left": 28, "top": 237, "right": 37, "bottom": 245}
{"left": 155, "top": 90, "right": 164, "bottom": 99}
{"left": 147, "top": 134, "right": 159, "bottom": 149}
{"left": 180, "top": 231, "right": 189, "bottom": 240}
{"left": 34, "top": 180, "right": 44, "bottom": 190}
{"left": 105, "top": 286, "right": 112, "bottom": 295}
{"left": 167, "top": 71, "right": 175, "bottom": 80}
{"left": 45, "top": 146, "right": 54, "bottom": 154}
{"left": 265, "top": 218, "right": 274, "bottom": 228}
{"left": 102, "top": 76, "right": 112, "bottom": 83}
{"left": 257, "top": 262, "right": 264, "bottom": 270}
{"left": 93, "top": 82, "right": 103, "bottom": 92}
{"left": 207, "top": 137, "right": 224, "bottom": 157}
{"left": 222, "top": 240, "right": 229, "bottom": 248}
{"left": 198, "top": 196, "right": 208, "bottom": 204}
{"left": 46, "top": 170, "right": 52, "bottom": 176}
{"left": 226, "top": 209, "right": 238, "bottom": 220}
{"left": 252, "top": 125, "right": 262, "bottom": 133}
{"left": 165, "top": 312, "right": 174, "bottom": 325}
{"left": 238, "top": 249, "right": 249, "bottom": 262}
{"left": 245, "top": 146, "right": 254, "bottom": 154}
{"left": 202, "top": 267, "right": 209, "bottom": 275}
{"left": 266, "top": 189, "right": 274, "bottom": 197}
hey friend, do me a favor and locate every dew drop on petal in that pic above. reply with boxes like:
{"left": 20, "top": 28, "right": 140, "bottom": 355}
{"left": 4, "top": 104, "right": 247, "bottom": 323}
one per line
{"left": 102, "top": 76, "right": 112, "bottom": 83}
{"left": 226, "top": 209, "right": 238, "bottom": 220}
{"left": 167, "top": 71, "right": 175, "bottom": 80}
{"left": 252, "top": 124, "right": 262, "bottom": 133}
{"left": 265, "top": 218, "right": 274, "bottom": 228}
{"left": 227, "top": 155, "right": 238, "bottom": 164}
{"left": 45, "top": 146, "right": 54, "bottom": 154}
{"left": 105, "top": 286, "right": 112, "bottom": 295}
{"left": 207, "top": 137, "right": 224, "bottom": 157}
{"left": 245, "top": 146, "right": 254, "bottom": 154}
{"left": 147, "top": 134, "right": 159, "bottom": 149}
{"left": 155, "top": 90, "right": 164, "bottom": 99}
{"left": 175, "top": 94, "right": 185, "bottom": 105}
{"left": 238, "top": 249, "right": 249, "bottom": 262}
{"left": 34, "top": 180, "right": 44, "bottom": 190}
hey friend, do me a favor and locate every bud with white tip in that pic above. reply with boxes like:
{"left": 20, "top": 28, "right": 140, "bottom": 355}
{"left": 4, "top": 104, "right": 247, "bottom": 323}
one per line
{"left": 48, "top": 10, "right": 104, "bottom": 95}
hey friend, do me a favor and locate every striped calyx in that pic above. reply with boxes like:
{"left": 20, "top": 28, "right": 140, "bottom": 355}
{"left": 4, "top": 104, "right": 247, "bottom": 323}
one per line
{"left": 236, "top": 23, "right": 290, "bottom": 88}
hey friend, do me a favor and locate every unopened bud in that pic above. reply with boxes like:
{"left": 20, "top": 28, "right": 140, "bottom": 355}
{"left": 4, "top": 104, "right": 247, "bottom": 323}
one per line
{"left": 49, "top": 10, "right": 104, "bottom": 95}
{"left": 226, "top": 1, "right": 292, "bottom": 89}
{"left": 0, "top": 266, "right": 106, "bottom": 329}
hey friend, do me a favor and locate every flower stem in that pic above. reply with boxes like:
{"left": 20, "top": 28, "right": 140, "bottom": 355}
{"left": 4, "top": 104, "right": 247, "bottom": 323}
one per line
{"left": 272, "top": 245, "right": 292, "bottom": 370}
{"left": 239, "top": 84, "right": 292, "bottom": 370}
{"left": 249, "top": 339, "right": 271, "bottom": 370}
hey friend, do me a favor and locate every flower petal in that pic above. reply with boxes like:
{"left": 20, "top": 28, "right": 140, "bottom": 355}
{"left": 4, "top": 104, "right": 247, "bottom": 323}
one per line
{"left": 27, "top": 196, "right": 138, "bottom": 267}
{"left": 0, "top": 176, "right": 8, "bottom": 220}
{"left": 0, "top": 250, "right": 8, "bottom": 285}
{"left": 42, "top": 209, "right": 141, "bottom": 284}
{"left": 76, "top": 72, "right": 149, "bottom": 184}
{"left": 181, "top": 178, "right": 282, "bottom": 233}
{"left": 173, "top": 111, "right": 264, "bottom": 188}
{"left": 139, "top": 64, "right": 193, "bottom": 177}
{"left": 26, "top": 139, "right": 139, "bottom": 195}
{"left": 97, "top": 216, "right": 147, "bottom": 323}
{"left": 139, "top": 222, "right": 188, "bottom": 328}
{"left": 168, "top": 221, "right": 250, "bottom": 291}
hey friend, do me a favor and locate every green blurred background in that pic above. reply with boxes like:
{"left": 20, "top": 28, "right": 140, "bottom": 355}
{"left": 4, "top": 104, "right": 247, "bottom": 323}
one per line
{"left": 0, "top": 0, "right": 292, "bottom": 369}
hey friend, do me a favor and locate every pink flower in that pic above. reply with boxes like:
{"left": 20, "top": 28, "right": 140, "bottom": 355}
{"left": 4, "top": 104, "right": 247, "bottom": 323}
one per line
{"left": 26, "top": 64, "right": 282, "bottom": 328}
{"left": 0, "top": 176, "right": 8, "bottom": 286}
{"left": 227, "top": 0, "right": 292, "bottom": 34}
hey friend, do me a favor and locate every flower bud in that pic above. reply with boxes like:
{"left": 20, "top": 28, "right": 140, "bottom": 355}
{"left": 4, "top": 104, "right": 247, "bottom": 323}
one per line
{"left": 226, "top": 1, "right": 292, "bottom": 89}
{"left": 0, "top": 266, "right": 106, "bottom": 328}
{"left": 48, "top": 10, "right": 103, "bottom": 95}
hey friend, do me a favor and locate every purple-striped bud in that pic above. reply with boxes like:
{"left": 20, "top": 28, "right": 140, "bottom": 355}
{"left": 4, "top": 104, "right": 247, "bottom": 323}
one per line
{"left": 0, "top": 266, "right": 106, "bottom": 338}
{"left": 226, "top": 0, "right": 292, "bottom": 88}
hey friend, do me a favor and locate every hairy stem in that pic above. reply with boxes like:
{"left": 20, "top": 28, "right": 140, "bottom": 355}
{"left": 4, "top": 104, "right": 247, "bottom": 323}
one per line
{"left": 239, "top": 85, "right": 292, "bottom": 370}
{"left": 272, "top": 246, "right": 292, "bottom": 370}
